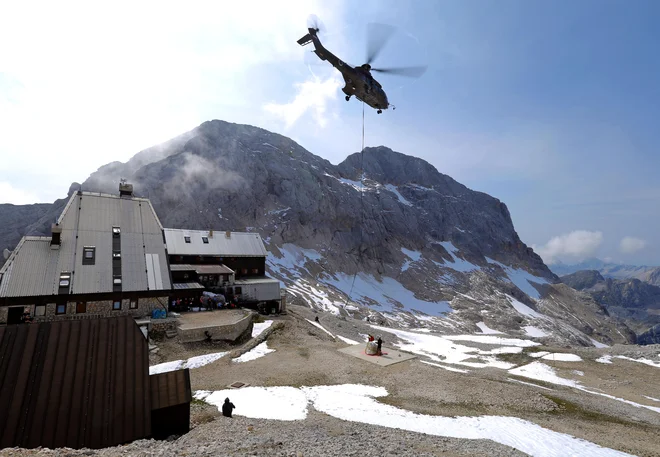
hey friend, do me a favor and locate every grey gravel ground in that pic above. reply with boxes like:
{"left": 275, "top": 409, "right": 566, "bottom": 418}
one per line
{"left": 1, "top": 408, "right": 527, "bottom": 457}
{"left": 3, "top": 305, "right": 660, "bottom": 457}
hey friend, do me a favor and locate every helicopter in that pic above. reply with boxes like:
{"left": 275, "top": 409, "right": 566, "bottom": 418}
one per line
{"left": 297, "top": 17, "right": 427, "bottom": 114}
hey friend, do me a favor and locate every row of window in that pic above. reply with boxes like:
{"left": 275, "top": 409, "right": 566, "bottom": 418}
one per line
{"left": 184, "top": 236, "right": 209, "bottom": 244}
{"left": 49, "top": 299, "right": 138, "bottom": 315}
{"left": 83, "top": 247, "right": 122, "bottom": 263}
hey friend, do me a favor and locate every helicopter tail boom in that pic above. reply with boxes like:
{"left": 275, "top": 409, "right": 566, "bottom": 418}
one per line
{"left": 297, "top": 28, "right": 318, "bottom": 46}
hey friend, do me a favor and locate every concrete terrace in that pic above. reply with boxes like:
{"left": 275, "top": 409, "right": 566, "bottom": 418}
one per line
{"left": 177, "top": 309, "right": 254, "bottom": 343}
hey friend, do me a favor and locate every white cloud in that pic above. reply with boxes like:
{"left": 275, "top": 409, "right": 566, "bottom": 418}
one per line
{"left": 619, "top": 236, "right": 646, "bottom": 254}
{"left": 0, "top": 0, "right": 346, "bottom": 203}
{"left": 0, "top": 182, "right": 41, "bottom": 205}
{"left": 533, "top": 230, "right": 604, "bottom": 265}
{"left": 264, "top": 75, "right": 342, "bottom": 129}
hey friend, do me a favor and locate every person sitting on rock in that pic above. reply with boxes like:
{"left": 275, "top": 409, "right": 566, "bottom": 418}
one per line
{"left": 222, "top": 397, "right": 236, "bottom": 418}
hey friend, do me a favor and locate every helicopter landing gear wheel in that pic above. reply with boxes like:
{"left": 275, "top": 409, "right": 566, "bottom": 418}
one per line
{"left": 377, "top": 109, "right": 382, "bottom": 114}
{"left": 345, "top": 95, "right": 351, "bottom": 101}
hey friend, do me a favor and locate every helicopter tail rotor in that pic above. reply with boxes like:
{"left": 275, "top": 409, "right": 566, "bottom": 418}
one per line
{"left": 307, "top": 14, "right": 326, "bottom": 35}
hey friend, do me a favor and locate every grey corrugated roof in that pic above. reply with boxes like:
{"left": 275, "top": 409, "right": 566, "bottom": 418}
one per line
{"left": 0, "top": 192, "right": 171, "bottom": 298}
{"left": 0, "top": 237, "right": 60, "bottom": 297}
{"left": 233, "top": 276, "right": 281, "bottom": 285}
{"left": 164, "top": 229, "right": 268, "bottom": 257}
{"left": 172, "top": 282, "right": 204, "bottom": 290}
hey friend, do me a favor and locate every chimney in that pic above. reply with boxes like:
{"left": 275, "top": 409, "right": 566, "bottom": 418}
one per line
{"left": 225, "top": 231, "right": 231, "bottom": 239}
{"left": 209, "top": 229, "right": 214, "bottom": 238}
{"left": 50, "top": 223, "right": 62, "bottom": 247}
{"left": 119, "top": 179, "right": 134, "bottom": 197}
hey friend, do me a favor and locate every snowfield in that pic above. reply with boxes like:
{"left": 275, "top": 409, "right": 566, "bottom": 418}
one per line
{"left": 195, "top": 384, "right": 636, "bottom": 457}
{"left": 149, "top": 351, "right": 228, "bottom": 375}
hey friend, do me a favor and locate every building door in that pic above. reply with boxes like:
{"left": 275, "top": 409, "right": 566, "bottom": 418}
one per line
{"left": 7, "top": 307, "right": 24, "bottom": 325}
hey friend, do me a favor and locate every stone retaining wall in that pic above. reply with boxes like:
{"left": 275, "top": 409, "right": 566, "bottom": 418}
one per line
{"left": 0, "top": 297, "right": 169, "bottom": 324}
{"left": 178, "top": 311, "right": 255, "bottom": 343}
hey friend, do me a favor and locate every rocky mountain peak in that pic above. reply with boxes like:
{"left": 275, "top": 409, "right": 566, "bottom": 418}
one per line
{"left": 1, "top": 120, "right": 634, "bottom": 346}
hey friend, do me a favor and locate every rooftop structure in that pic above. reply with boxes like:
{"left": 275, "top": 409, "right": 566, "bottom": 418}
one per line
{"left": 0, "top": 316, "right": 190, "bottom": 449}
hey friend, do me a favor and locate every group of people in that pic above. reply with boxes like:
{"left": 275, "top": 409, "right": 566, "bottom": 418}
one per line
{"left": 366, "top": 334, "right": 384, "bottom": 356}
{"left": 169, "top": 295, "right": 237, "bottom": 313}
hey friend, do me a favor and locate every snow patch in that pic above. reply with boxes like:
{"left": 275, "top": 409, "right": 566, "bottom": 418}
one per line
{"left": 486, "top": 258, "right": 548, "bottom": 300}
{"left": 149, "top": 351, "right": 228, "bottom": 375}
{"left": 524, "top": 326, "right": 549, "bottom": 338}
{"left": 443, "top": 334, "right": 540, "bottom": 348}
{"left": 197, "top": 384, "right": 637, "bottom": 456}
{"left": 325, "top": 272, "right": 452, "bottom": 317}
{"left": 337, "top": 335, "right": 360, "bottom": 345}
{"left": 195, "top": 386, "right": 308, "bottom": 421}
{"left": 529, "top": 351, "right": 551, "bottom": 358}
{"left": 369, "top": 324, "right": 532, "bottom": 369}
{"left": 436, "top": 242, "right": 481, "bottom": 273}
{"left": 509, "top": 362, "right": 581, "bottom": 388}
{"left": 476, "top": 321, "right": 503, "bottom": 334}
{"left": 252, "top": 320, "right": 273, "bottom": 338}
{"left": 510, "top": 362, "right": 660, "bottom": 414}
{"left": 508, "top": 378, "right": 554, "bottom": 391}
{"left": 540, "top": 353, "right": 583, "bottom": 362}
{"left": 507, "top": 295, "right": 545, "bottom": 319}
{"left": 595, "top": 355, "right": 613, "bottom": 364}
{"left": 306, "top": 319, "right": 335, "bottom": 339}
{"left": 384, "top": 184, "right": 413, "bottom": 206}
{"left": 614, "top": 356, "right": 660, "bottom": 368}
{"left": 233, "top": 341, "right": 275, "bottom": 363}
{"left": 339, "top": 177, "right": 367, "bottom": 192}
{"left": 420, "top": 360, "right": 470, "bottom": 373}
{"left": 589, "top": 337, "right": 609, "bottom": 348}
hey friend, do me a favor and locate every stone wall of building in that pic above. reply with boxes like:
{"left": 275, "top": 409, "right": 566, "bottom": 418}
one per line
{"left": 3, "top": 296, "right": 171, "bottom": 323}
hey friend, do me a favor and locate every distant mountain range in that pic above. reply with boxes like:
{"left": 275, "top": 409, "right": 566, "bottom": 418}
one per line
{"left": 561, "top": 270, "right": 660, "bottom": 338}
{"left": 550, "top": 258, "right": 660, "bottom": 286}
{"left": 0, "top": 120, "right": 635, "bottom": 347}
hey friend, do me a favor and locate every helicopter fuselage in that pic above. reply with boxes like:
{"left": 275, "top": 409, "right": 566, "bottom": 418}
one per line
{"left": 297, "top": 28, "right": 390, "bottom": 113}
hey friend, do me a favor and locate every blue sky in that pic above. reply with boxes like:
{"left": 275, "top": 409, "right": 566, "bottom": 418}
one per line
{"left": 1, "top": 0, "right": 659, "bottom": 266}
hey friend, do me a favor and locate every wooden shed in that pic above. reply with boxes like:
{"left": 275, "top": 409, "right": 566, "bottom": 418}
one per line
{"left": 0, "top": 316, "right": 191, "bottom": 450}
{"left": 150, "top": 368, "right": 193, "bottom": 439}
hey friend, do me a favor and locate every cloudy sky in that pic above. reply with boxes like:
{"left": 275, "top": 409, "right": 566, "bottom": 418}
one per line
{"left": 1, "top": 0, "right": 659, "bottom": 266}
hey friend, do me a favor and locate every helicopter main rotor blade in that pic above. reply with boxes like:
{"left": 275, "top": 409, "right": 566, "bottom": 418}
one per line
{"left": 365, "top": 22, "right": 396, "bottom": 65}
{"left": 371, "top": 65, "right": 428, "bottom": 78}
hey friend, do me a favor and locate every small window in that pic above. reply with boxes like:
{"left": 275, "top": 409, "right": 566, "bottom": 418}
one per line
{"left": 202, "top": 236, "right": 209, "bottom": 244}
{"left": 129, "top": 299, "right": 138, "bottom": 310}
{"left": 76, "top": 302, "right": 87, "bottom": 313}
{"left": 113, "top": 301, "right": 121, "bottom": 310}
{"left": 235, "top": 287, "right": 242, "bottom": 295}
{"left": 59, "top": 272, "right": 71, "bottom": 287}
{"left": 252, "top": 268, "right": 259, "bottom": 274}
{"left": 112, "top": 226, "right": 121, "bottom": 236}
{"left": 184, "top": 236, "right": 191, "bottom": 243}
{"left": 113, "top": 251, "right": 121, "bottom": 259}
{"left": 35, "top": 305, "right": 46, "bottom": 317}
{"left": 113, "top": 276, "right": 122, "bottom": 285}
{"left": 82, "top": 246, "right": 96, "bottom": 265}
{"left": 56, "top": 304, "right": 66, "bottom": 315}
